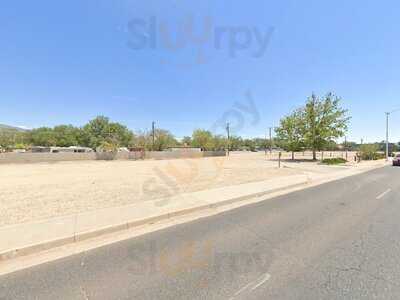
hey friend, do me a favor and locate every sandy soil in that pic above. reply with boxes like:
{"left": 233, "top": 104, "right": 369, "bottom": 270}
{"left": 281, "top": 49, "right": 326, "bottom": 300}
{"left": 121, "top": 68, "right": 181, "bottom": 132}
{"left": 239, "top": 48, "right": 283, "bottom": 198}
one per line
{"left": 0, "top": 151, "right": 356, "bottom": 226}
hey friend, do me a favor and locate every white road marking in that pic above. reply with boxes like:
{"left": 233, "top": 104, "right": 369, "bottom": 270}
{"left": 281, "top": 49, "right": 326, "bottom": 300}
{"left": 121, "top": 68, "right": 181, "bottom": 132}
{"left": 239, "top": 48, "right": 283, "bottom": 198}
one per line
{"left": 251, "top": 273, "right": 272, "bottom": 290}
{"left": 376, "top": 189, "right": 391, "bottom": 200}
{"left": 233, "top": 282, "right": 253, "bottom": 296}
{"left": 230, "top": 272, "right": 271, "bottom": 299}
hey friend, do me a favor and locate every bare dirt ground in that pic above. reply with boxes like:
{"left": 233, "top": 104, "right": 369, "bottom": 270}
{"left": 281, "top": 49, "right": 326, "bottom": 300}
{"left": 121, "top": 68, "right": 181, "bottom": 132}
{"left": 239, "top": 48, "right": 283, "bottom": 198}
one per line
{"left": 0, "top": 151, "right": 358, "bottom": 226}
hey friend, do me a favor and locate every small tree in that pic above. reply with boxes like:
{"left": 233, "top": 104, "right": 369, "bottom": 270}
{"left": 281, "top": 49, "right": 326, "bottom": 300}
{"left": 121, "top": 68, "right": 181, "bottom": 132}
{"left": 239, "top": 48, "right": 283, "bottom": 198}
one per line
{"left": 153, "top": 129, "right": 177, "bottom": 151}
{"left": 303, "top": 93, "right": 350, "bottom": 160}
{"left": 276, "top": 109, "right": 304, "bottom": 160}
{"left": 359, "top": 144, "right": 383, "bottom": 160}
{"left": 192, "top": 129, "right": 215, "bottom": 151}
{"left": 229, "top": 136, "right": 243, "bottom": 151}
{"left": 212, "top": 135, "right": 227, "bottom": 151}
{"left": 181, "top": 136, "right": 192, "bottom": 147}
{"left": 96, "top": 141, "right": 119, "bottom": 160}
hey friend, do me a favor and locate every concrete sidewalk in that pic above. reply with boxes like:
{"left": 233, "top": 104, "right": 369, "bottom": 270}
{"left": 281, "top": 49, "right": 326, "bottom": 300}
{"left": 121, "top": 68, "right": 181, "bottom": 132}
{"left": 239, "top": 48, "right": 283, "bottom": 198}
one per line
{"left": 0, "top": 160, "right": 388, "bottom": 262}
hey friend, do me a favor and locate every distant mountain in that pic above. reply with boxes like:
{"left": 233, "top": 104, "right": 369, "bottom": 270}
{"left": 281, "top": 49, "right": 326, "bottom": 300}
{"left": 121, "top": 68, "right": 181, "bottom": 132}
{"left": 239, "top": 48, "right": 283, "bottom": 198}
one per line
{"left": 0, "top": 124, "right": 29, "bottom": 132}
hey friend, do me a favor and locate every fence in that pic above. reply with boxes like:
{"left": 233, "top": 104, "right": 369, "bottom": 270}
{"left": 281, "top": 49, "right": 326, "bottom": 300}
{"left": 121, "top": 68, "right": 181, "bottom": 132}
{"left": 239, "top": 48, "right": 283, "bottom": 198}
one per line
{"left": 0, "top": 150, "right": 226, "bottom": 164}
{"left": 0, "top": 152, "right": 97, "bottom": 164}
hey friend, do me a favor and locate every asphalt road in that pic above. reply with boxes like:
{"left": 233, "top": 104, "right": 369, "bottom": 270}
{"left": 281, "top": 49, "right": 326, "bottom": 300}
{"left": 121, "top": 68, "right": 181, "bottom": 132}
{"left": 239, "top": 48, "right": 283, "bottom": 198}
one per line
{"left": 1, "top": 165, "right": 400, "bottom": 299}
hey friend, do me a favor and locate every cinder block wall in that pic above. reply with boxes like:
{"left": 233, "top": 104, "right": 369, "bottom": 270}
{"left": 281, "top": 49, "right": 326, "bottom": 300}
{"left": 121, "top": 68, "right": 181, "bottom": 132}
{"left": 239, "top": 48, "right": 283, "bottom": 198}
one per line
{"left": 145, "top": 151, "right": 203, "bottom": 160}
{"left": 0, "top": 150, "right": 226, "bottom": 164}
{"left": 0, "top": 152, "right": 97, "bottom": 164}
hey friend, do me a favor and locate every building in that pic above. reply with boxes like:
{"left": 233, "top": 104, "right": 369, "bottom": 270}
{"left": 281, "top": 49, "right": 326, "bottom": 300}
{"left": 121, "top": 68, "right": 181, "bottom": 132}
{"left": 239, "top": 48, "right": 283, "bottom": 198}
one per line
{"left": 30, "top": 146, "right": 93, "bottom": 153}
{"left": 168, "top": 147, "right": 202, "bottom": 152}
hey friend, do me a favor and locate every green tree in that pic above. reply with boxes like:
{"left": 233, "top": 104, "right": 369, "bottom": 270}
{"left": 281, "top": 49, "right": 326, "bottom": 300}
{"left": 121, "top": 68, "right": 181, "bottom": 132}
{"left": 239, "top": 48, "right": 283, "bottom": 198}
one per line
{"left": 212, "top": 134, "right": 227, "bottom": 151}
{"left": 82, "top": 116, "right": 134, "bottom": 149}
{"left": 0, "top": 132, "right": 13, "bottom": 149}
{"left": 325, "top": 140, "right": 339, "bottom": 151}
{"left": 134, "top": 130, "right": 151, "bottom": 150}
{"left": 252, "top": 138, "right": 267, "bottom": 151}
{"left": 192, "top": 129, "right": 215, "bottom": 151}
{"left": 243, "top": 139, "right": 256, "bottom": 151}
{"left": 359, "top": 144, "right": 382, "bottom": 160}
{"left": 343, "top": 141, "right": 358, "bottom": 151}
{"left": 228, "top": 136, "right": 243, "bottom": 151}
{"left": 276, "top": 109, "right": 304, "bottom": 160}
{"left": 303, "top": 93, "right": 350, "bottom": 160}
{"left": 133, "top": 129, "right": 176, "bottom": 151}
{"left": 181, "top": 136, "right": 192, "bottom": 147}
{"left": 108, "top": 122, "right": 135, "bottom": 147}
{"left": 53, "top": 125, "right": 82, "bottom": 147}
{"left": 28, "top": 127, "right": 57, "bottom": 146}
{"left": 153, "top": 129, "right": 177, "bottom": 151}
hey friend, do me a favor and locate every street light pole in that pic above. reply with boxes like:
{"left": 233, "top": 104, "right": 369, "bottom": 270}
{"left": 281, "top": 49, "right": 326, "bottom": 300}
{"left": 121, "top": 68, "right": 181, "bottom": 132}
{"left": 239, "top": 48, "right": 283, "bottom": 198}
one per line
{"left": 384, "top": 108, "right": 400, "bottom": 161}
{"left": 226, "top": 122, "right": 230, "bottom": 156}
{"left": 386, "top": 112, "right": 390, "bottom": 161}
{"left": 152, "top": 121, "right": 155, "bottom": 151}
{"left": 269, "top": 127, "right": 272, "bottom": 154}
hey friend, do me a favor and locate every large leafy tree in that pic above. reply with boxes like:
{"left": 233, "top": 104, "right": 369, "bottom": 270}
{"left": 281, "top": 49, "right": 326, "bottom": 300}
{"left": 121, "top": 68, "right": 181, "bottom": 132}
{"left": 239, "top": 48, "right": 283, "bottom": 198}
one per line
{"left": 53, "top": 125, "right": 82, "bottom": 147}
{"left": 275, "top": 109, "right": 304, "bottom": 160}
{"left": 303, "top": 93, "right": 350, "bottom": 160}
{"left": 82, "top": 116, "right": 134, "bottom": 149}
{"left": 134, "top": 129, "right": 177, "bottom": 151}
{"left": 28, "top": 127, "right": 57, "bottom": 147}
{"left": 0, "top": 132, "right": 14, "bottom": 149}
{"left": 191, "top": 129, "right": 215, "bottom": 151}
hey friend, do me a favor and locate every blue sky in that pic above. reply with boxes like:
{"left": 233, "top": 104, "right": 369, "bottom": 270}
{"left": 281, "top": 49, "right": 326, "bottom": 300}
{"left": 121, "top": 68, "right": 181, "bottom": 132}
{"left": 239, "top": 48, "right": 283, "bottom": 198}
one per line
{"left": 1, "top": 0, "right": 399, "bottom": 142}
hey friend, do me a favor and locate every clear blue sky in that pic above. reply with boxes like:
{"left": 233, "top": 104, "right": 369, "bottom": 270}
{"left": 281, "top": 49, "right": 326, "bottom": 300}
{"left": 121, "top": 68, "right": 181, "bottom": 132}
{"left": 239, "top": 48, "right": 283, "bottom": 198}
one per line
{"left": 1, "top": 0, "right": 400, "bottom": 142}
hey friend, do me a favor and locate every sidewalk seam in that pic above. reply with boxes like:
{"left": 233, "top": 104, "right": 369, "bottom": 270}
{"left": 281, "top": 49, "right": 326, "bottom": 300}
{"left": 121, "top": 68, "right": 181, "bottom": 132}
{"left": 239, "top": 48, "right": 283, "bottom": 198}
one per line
{"left": 0, "top": 180, "right": 308, "bottom": 262}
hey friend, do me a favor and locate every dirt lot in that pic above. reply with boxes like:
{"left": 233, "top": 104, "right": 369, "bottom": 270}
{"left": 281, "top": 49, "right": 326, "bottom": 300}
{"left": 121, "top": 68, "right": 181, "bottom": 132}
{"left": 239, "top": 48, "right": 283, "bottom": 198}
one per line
{"left": 0, "top": 151, "right": 357, "bottom": 226}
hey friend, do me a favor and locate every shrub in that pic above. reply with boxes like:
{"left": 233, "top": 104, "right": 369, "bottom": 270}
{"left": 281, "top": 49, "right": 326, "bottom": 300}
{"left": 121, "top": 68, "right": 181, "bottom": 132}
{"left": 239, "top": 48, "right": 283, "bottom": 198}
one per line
{"left": 97, "top": 141, "right": 118, "bottom": 152}
{"left": 322, "top": 158, "right": 347, "bottom": 165}
{"left": 359, "top": 144, "right": 384, "bottom": 160}
{"left": 96, "top": 141, "right": 118, "bottom": 160}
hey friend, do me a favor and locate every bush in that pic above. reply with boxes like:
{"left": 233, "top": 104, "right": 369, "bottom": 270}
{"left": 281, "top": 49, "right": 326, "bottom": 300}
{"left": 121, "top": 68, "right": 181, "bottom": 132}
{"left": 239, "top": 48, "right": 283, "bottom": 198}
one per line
{"left": 97, "top": 141, "right": 118, "bottom": 152}
{"left": 322, "top": 158, "right": 347, "bottom": 165}
{"left": 96, "top": 152, "right": 117, "bottom": 160}
{"left": 96, "top": 141, "right": 118, "bottom": 160}
{"left": 359, "top": 144, "right": 384, "bottom": 160}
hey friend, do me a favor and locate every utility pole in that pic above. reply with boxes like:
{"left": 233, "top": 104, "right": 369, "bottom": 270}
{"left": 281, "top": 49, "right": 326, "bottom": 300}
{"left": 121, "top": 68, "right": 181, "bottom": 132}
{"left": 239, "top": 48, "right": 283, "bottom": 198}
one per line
{"left": 226, "top": 122, "right": 230, "bottom": 156}
{"left": 269, "top": 127, "right": 273, "bottom": 154}
{"left": 152, "top": 121, "right": 155, "bottom": 151}
{"left": 386, "top": 112, "right": 390, "bottom": 161}
{"left": 264, "top": 131, "right": 267, "bottom": 157}
{"left": 384, "top": 109, "right": 400, "bottom": 161}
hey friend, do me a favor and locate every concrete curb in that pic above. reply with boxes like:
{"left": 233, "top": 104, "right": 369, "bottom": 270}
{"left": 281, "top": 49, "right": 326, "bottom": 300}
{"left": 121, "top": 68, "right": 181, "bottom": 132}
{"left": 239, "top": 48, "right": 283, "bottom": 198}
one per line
{"left": 0, "top": 180, "right": 308, "bottom": 262}
{"left": 0, "top": 161, "right": 387, "bottom": 263}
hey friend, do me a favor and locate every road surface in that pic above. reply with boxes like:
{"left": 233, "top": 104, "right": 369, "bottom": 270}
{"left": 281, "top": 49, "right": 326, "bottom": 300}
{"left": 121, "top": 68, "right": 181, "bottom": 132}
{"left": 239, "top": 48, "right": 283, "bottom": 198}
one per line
{"left": 1, "top": 165, "right": 400, "bottom": 299}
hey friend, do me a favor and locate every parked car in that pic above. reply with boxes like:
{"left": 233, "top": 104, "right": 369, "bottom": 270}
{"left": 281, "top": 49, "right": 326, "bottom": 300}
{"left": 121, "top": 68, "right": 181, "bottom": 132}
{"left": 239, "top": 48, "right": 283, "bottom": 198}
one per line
{"left": 393, "top": 154, "right": 400, "bottom": 166}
